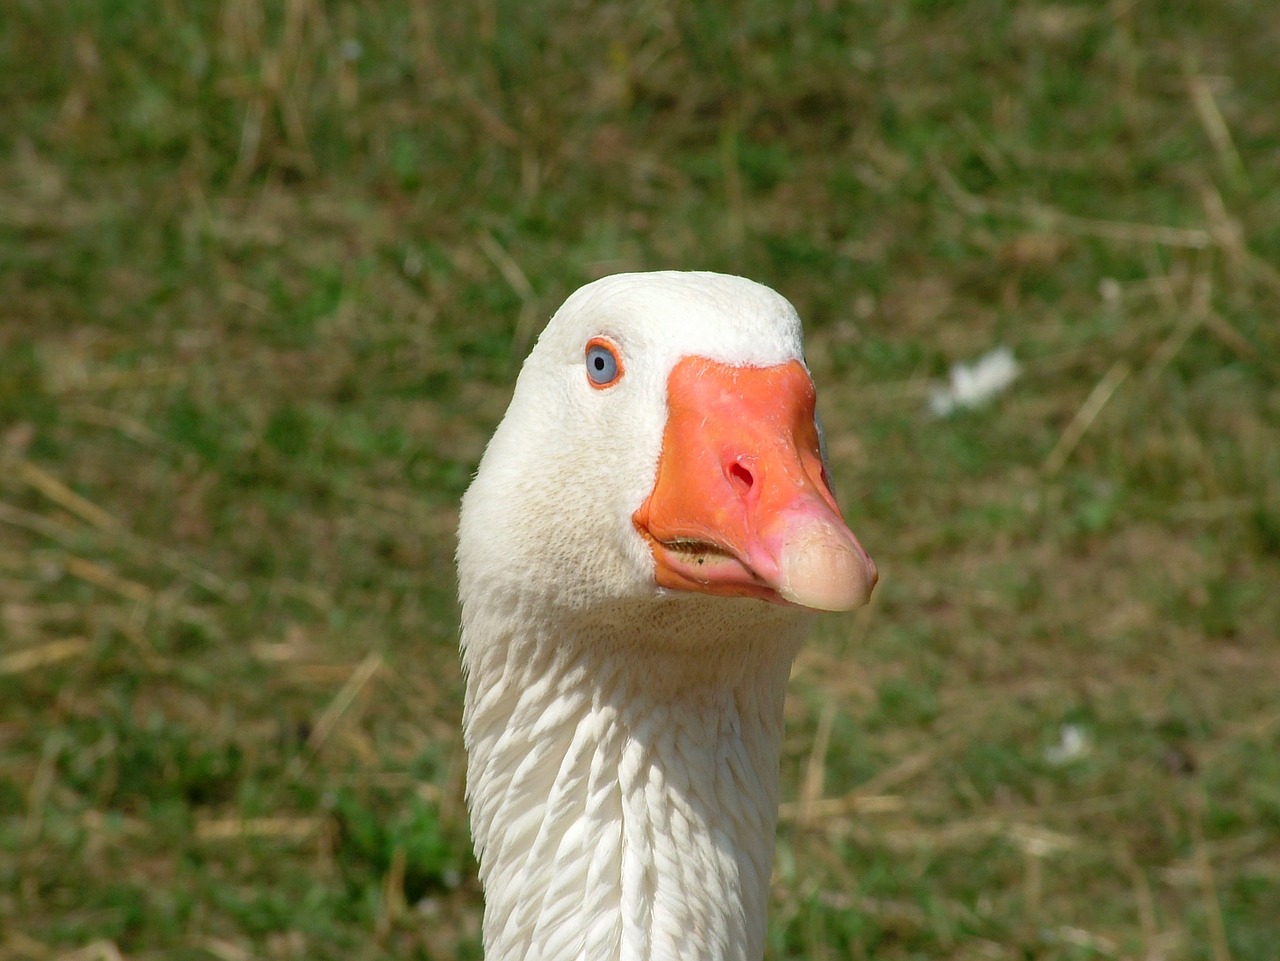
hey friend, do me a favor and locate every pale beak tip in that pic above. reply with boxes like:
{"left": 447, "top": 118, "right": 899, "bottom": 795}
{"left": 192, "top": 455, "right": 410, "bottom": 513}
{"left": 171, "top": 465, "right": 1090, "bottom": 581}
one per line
{"left": 777, "top": 526, "right": 877, "bottom": 613}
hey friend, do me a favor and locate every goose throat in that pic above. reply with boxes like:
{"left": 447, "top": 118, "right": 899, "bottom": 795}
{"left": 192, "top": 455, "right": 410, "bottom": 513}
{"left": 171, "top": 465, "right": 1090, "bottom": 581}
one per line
{"left": 463, "top": 623, "right": 804, "bottom": 961}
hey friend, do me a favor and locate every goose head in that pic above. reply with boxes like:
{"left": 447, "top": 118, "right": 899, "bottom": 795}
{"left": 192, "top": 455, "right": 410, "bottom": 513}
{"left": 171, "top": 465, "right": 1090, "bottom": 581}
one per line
{"left": 458, "top": 270, "right": 876, "bottom": 628}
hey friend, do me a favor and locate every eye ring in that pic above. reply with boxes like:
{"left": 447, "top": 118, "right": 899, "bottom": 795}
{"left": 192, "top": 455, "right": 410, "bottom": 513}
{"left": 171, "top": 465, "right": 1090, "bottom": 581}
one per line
{"left": 584, "top": 337, "right": 623, "bottom": 389}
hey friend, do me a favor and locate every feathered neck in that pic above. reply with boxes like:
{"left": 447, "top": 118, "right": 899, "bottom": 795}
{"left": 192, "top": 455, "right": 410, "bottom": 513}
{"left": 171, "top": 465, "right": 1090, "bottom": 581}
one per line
{"left": 461, "top": 591, "right": 809, "bottom": 961}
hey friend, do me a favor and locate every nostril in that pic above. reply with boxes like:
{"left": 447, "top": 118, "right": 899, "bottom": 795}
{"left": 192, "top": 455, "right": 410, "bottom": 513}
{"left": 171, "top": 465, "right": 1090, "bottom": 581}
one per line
{"left": 728, "top": 460, "right": 754, "bottom": 495}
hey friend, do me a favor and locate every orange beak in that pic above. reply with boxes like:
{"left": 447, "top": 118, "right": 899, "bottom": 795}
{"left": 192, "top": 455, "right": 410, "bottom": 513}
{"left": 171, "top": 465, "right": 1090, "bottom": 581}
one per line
{"left": 633, "top": 357, "right": 877, "bottom": 612}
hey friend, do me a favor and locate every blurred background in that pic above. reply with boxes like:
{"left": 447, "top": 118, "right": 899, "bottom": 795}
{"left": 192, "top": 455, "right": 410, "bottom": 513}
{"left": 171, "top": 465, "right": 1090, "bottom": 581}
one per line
{"left": 2, "top": 2, "right": 1278, "bottom": 959}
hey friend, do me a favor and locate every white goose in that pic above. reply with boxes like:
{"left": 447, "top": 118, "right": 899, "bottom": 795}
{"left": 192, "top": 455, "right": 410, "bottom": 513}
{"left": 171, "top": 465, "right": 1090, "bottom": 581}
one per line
{"left": 457, "top": 271, "right": 877, "bottom": 961}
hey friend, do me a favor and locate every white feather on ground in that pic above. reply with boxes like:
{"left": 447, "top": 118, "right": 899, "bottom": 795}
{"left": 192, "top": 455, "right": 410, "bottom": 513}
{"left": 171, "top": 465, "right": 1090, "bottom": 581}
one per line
{"left": 929, "top": 346, "right": 1020, "bottom": 417}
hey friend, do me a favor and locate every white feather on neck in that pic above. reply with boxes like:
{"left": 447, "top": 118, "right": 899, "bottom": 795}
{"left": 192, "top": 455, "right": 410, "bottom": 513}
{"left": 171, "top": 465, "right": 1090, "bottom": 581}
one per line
{"left": 461, "top": 589, "right": 809, "bottom": 961}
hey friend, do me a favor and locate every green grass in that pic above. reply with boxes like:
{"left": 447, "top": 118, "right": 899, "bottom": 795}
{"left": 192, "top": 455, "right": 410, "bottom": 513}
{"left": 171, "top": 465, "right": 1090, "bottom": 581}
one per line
{"left": 2, "top": 1, "right": 1278, "bottom": 959}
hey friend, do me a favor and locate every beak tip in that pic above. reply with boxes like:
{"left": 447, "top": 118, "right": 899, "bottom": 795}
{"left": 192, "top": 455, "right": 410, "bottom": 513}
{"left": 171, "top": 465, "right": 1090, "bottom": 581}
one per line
{"left": 776, "top": 526, "right": 877, "bottom": 613}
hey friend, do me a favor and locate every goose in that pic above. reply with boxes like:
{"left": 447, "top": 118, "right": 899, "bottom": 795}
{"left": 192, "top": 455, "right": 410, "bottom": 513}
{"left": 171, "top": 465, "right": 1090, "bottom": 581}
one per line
{"left": 457, "top": 271, "right": 877, "bottom": 961}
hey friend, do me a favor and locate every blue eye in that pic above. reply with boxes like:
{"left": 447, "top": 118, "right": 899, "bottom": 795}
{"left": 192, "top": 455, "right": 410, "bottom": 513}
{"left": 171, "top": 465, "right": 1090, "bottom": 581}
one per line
{"left": 585, "top": 338, "right": 622, "bottom": 387}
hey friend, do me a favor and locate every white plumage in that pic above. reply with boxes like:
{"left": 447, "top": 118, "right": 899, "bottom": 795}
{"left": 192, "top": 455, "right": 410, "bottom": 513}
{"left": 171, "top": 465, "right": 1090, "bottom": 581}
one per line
{"left": 457, "top": 271, "right": 876, "bottom": 961}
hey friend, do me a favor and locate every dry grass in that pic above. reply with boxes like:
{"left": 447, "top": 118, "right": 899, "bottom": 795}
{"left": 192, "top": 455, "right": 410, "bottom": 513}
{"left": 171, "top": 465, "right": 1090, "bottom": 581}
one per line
{"left": 2, "top": 1, "right": 1278, "bottom": 959}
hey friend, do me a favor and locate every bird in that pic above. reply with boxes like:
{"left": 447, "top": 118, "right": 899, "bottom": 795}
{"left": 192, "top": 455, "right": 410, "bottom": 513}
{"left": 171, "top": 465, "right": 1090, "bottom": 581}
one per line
{"left": 456, "top": 271, "right": 877, "bottom": 961}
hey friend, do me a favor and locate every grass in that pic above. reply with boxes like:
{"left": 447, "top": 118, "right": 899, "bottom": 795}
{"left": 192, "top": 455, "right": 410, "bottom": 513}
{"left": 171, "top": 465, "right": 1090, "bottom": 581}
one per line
{"left": 2, "top": 1, "right": 1278, "bottom": 959}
